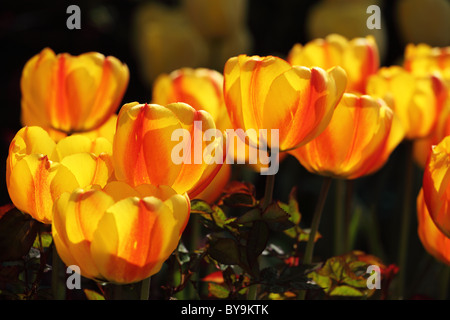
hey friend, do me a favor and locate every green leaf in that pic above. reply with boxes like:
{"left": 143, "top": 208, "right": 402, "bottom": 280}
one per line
{"left": 307, "top": 251, "right": 381, "bottom": 298}
{"left": 262, "top": 202, "right": 294, "bottom": 231}
{"left": 84, "top": 289, "right": 105, "bottom": 300}
{"left": 208, "top": 283, "right": 230, "bottom": 299}
{"left": 218, "top": 181, "right": 257, "bottom": 208}
{"left": 0, "top": 206, "right": 40, "bottom": 262}
{"left": 33, "top": 232, "right": 53, "bottom": 249}
{"left": 208, "top": 238, "right": 241, "bottom": 265}
{"left": 246, "top": 221, "right": 269, "bottom": 267}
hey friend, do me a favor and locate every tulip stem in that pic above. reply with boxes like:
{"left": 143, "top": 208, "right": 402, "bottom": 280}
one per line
{"left": 440, "top": 265, "right": 450, "bottom": 300}
{"left": 334, "top": 179, "right": 345, "bottom": 256}
{"left": 261, "top": 174, "right": 275, "bottom": 210}
{"left": 397, "top": 140, "right": 414, "bottom": 299}
{"left": 140, "top": 277, "right": 151, "bottom": 300}
{"left": 299, "top": 177, "right": 332, "bottom": 300}
{"left": 51, "top": 244, "right": 66, "bottom": 300}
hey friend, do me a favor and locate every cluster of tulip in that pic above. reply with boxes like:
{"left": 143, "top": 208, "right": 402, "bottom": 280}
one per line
{"left": 4, "top": 32, "right": 450, "bottom": 298}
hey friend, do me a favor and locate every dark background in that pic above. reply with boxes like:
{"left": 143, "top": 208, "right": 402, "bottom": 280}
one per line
{"left": 0, "top": 0, "right": 448, "bottom": 299}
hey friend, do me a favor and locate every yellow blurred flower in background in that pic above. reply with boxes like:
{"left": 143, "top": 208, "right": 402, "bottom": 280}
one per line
{"left": 366, "top": 66, "right": 447, "bottom": 140}
{"left": 288, "top": 34, "right": 379, "bottom": 94}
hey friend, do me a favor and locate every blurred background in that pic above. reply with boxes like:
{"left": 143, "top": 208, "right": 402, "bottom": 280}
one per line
{"left": 1, "top": 0, "right": 449, "bottom": 299}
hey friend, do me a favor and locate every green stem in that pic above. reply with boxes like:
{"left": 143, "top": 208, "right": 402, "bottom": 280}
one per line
{"left": 344, "top": 180, "right": 354, "bottom": 252}
{"left": 303, "top": 177, "right": 333, "bottom": 265}
{"left": 51, "top": 244, "right": 66, "bottom": 300}
{"left": 247, "top": 284, "right": 258, "bottom": 300}
{"left": 261, "top": 174, "right": 276, "bottom": 210}
{"left": 140, "top": 277, "right": 152, "bottom": 300}
{"left": 440, "top": 265, "right": 450, "bottom": 300}
{"left": 397, "top": 140, "right": 414, "bottom": 299}
{"left": 298, "top": 177, "right": 332, "bottom": 300}
{"left": 334, "top": 179, "right": 345, "bottom": 256}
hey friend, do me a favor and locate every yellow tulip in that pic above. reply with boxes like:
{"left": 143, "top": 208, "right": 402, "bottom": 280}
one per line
{"left": 289, "top": 93, "right": 402, "bottom": 180}
{"left": 6, "top": 126, "right": 114, "bottom": 224}
{"left": 223, "top": 54, "right": 347, "bottom": 152}
{"left": 288, "top": 34, "right": 379, "bottom": 94}
{"left": 422, "top": 136, "right": 450, "bottom": 238}
{"left": 52, "top": 181, "right": 190, "bottom": 283}
{"left": 21, "top": 48, "right": 129, "bottom": 134}
{"left": 112, "top": 102, "right": 225, "bottom": 198}
{"left": 417, "top": 189, "right": 450, "bottom": 265}
{"left": 366, "top": 66, "right": 447, "bottom": 140}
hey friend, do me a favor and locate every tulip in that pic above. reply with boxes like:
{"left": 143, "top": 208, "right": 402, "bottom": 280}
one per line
{"left": 417, "top": 189, "right": 450, "bottom": 265}
{"left": 152, "top": 68, "right": 230, "bottom": 131}
{"left": 305, "top": 0, "right": 387, "bottom": 58}
{"left": 223, "top": 54, "right": 347, "bottom": 152}
{"left": 413, "top": 103, "right": 450, "bottom": 168}
{"left": 52, "top": 181, "right": 190, "bottom": 283}
{"left": 404, "top": 43, "right": 450, "bottom": 82}
{"left": 287, "top": 34, "right": 379, "bottom": 94}
{"left": 288, "top": 93, "right": 402, "bottom": 180}
{"left": 366, "top": 66, "right": 447, "bottom": 140}
{"left": 6, "top": 126, "right": 114, "bottom": 224}
{"left": 422, "top": 136, "right": 450, "bottom": 238}
{"left": 113, "top": 102, "right": 225, "bottom": 198}
{"left": 20, "top": 48, "right": 129, "bottom": 134}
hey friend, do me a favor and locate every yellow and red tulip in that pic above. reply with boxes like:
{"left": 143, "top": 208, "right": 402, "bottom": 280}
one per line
{"left": 288, "top": 93, "right": 403, "bottom": 180}
{"left": 287, "top": 34, "right": 379, "bottom": 94}
{"left": 112, "top": 102, "right": 225, "bottom": 198}
{"left": 223, "top": 54, "right": 347, "bottom": 152}
{"left": 417, "top": 189, "right": 450, "bottom": 265}
{"left": 20, "top": 48, "right": 129, "bottom": 134}
{"left": 366, "top": 66, "right": 447, "bottom": 140}
{"left": 52, "top": 181, "right": 190, "bottom": 283}
{"left": 6, "top": 126, "right": 114, "bottom": 224}
{"left": 422, "top": 136, "right": 450, "bottom": 238}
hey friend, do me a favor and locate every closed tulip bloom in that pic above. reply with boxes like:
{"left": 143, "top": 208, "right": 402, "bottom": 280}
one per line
{"left": 422, "top": 136, "right": 450, "bottom": 238}
{"left": 223, "top": 54, "right": 347, "bottom": 152}
{"left": 287, "top": 34, "right": 379, "bottom": 94}
{"left": 21, "top": 48, "right": 129, "bottom": 134}
{"left": 366, "top": 66, "right": 447, "bottom": 140}
{"left": 152, "top": 68, "right": 231, "bottom": 131}
{"left": 113, "top": 102, "right": 225, "bottom": 198}
{"left": 417, "top": 189, "right": 450, "bottom": 265}
{"left": 288, "top": 93, "right": 401, "bottom": 180}
{"left": 6, "top": 126, "right": 114, "bottom": 224}
{"left": 52, "top": 181, "right": 190, "bottom": 283}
